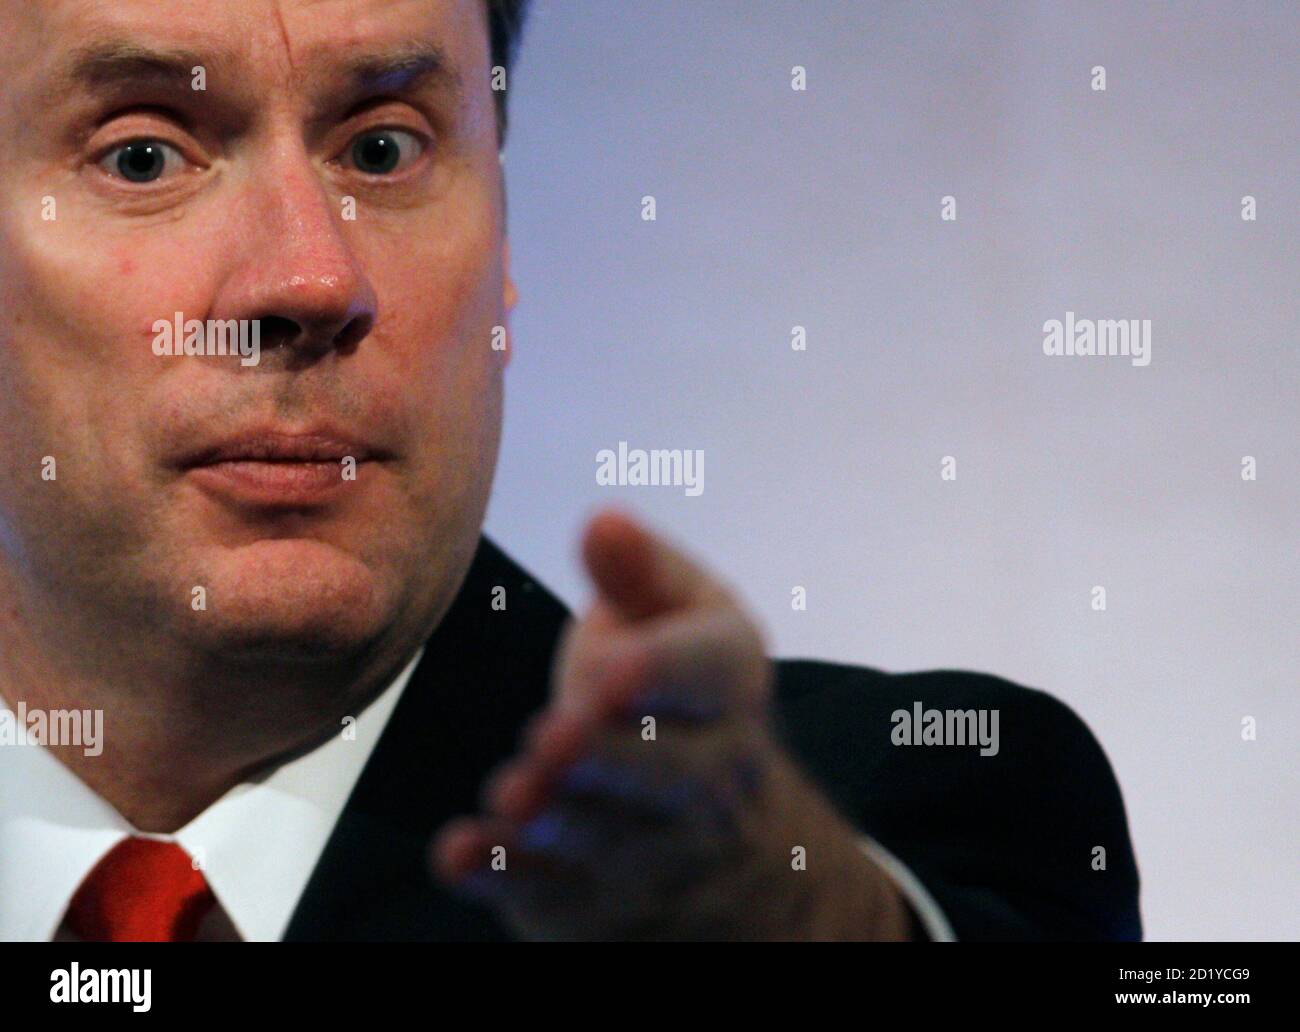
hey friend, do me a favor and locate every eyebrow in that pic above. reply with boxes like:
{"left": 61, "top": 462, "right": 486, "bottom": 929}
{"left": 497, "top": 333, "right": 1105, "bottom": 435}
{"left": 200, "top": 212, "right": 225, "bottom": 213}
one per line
{"left": 345, "top": 44, "right": 463, "bottom": 98}
{"left": 49, "top": 39, "right": 462, "bottom": 102}
{"left": 55, "top": 41, "right": 216, "bottom": 93}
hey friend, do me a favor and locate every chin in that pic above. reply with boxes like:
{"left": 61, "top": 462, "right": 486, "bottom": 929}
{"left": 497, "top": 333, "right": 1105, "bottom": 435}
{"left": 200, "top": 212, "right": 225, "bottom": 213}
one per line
{"left": 188, "top": 538, "right": 395, "bottom": 661}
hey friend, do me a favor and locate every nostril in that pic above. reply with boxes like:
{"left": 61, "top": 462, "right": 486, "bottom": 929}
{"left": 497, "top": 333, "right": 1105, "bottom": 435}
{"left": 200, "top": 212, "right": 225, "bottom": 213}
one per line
{"left": 334, "top": 313, "right": 373, "bottom": 356}
{"left": 255, "top": 316, "right": 301, "bottom": 352}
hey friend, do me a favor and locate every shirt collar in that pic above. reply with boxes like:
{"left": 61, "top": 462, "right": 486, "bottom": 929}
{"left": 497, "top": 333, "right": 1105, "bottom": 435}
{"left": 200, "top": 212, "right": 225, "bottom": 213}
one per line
{"left": 0, "top": 648, "right": 422, "bottom": 942}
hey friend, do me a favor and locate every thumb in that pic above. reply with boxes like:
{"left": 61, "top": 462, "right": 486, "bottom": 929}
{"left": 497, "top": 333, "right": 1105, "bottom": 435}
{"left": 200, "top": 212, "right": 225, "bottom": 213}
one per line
{"left": 580, "top": 507, "right": 729, "bottom": 622}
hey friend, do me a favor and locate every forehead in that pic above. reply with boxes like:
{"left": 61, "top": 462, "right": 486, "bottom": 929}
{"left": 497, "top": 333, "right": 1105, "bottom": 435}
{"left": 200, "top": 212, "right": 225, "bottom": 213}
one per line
{"left": 4, "top": 0, "right": 489, "bottom": 97}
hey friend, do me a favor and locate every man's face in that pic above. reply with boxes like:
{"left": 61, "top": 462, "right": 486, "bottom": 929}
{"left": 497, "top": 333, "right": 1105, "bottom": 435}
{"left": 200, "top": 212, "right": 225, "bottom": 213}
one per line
{"left": 0, "top": 0, "right": 514, "bottom": 662}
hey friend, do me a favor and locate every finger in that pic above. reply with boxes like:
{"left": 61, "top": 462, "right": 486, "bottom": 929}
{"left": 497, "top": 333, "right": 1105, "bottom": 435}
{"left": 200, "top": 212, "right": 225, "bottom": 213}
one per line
{"left": 580, "top": 507, "right": 733, "bottom": 622}
{"left": 511, "top": 595, "right": 772, "bottom": 823}
{"left": 481, "top": 708, "right": 596, "bottom": 823}
{"left": 508, "top": 797, "right": 719, "bottom": 881}
{"left": 558, "top": 753, "right": 701, "bottom": 816}
{"left": 487, "top": 634, "right": 765, "bottom": 826}
{"left": 547, "top": 605, "right": 629, "bottom": 711}
{"left": 433, "top": 814, "right": 592, "bottom": 890}
{"left": 431, "top": 817, "right": 598, "bottom": 934}
{"left": 555, "top": 722, "right": 769, "bottom": 831}
{"left": 430, "top": 815, "right": 516, "bottom": 881}
{"left": 577, "top": 606, "right": 773, "bottom": 724}
{"left": 433, "top": 807, "right": 664, "bottom": 934}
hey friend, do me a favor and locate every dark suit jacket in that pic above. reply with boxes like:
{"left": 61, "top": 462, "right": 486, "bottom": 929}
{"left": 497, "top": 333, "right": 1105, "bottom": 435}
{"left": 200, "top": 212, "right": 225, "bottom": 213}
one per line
{"left": 282, "top": 535, "right": 1142, "bottom": 941}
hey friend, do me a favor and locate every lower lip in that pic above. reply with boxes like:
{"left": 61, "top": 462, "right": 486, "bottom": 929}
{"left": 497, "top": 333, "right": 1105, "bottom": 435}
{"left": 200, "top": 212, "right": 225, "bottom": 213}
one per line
{"left": 187, "top": 460, "right": 363, "bottom": 506}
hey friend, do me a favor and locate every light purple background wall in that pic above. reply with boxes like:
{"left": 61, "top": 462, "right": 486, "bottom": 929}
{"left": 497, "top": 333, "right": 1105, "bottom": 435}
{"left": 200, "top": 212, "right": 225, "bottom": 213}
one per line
{"left": 482, "top": 1, "right": 1298, "bottom": 940}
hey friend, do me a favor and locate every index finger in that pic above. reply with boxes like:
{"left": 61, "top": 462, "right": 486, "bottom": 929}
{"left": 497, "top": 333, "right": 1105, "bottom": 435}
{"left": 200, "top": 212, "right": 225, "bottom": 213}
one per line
{"left": 580, "top": 507, "right": 732, "bottom": 622}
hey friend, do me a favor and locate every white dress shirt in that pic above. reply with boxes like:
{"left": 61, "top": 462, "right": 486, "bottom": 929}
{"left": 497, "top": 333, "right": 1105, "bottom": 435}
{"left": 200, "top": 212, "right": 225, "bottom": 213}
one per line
{"left": 859, "top": 836, "right": 956, "bottom": 941}
{"left": 0, "top": 646, "right": 954, "bottom": 941}
{"left": 0, "top": 649, "right": 422, "bottom": 942}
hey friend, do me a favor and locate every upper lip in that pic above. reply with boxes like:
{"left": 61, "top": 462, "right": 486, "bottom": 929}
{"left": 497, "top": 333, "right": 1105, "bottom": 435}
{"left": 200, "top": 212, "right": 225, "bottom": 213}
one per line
{"left": 178, "top": 428, "right": 384, "bottom": 468}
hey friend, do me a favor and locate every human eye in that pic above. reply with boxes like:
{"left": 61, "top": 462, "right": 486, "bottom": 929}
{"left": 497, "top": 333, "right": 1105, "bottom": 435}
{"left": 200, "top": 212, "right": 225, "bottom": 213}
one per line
{"left": 342, "top": 127, "right": 427, "bottom": 176}
{"left": 95, "top": 138, "right": 190, "bottom": 184}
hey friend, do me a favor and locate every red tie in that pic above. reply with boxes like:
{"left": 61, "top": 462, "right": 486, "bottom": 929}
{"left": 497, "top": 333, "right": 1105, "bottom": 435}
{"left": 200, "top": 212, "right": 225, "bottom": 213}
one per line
{"left": 64, "top": 837, "right": 216, "bottom": 942}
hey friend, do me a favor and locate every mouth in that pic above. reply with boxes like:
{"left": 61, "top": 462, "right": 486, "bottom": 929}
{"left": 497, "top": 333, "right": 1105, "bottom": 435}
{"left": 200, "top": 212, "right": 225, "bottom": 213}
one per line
{"left": 178, "top": 429, "right": 390, "bottom": 507}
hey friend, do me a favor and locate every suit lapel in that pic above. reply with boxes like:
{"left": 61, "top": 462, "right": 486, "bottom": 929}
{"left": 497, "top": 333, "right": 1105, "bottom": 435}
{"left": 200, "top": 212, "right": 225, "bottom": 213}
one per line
{"left": 283, "top": 534, "right": 571, "bottom": 941}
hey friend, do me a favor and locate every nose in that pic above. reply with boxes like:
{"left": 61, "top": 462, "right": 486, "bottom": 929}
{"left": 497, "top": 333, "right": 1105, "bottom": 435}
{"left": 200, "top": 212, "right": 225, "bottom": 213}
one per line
{"left": 210, "top": 144, "right": 378, "bottom": 365}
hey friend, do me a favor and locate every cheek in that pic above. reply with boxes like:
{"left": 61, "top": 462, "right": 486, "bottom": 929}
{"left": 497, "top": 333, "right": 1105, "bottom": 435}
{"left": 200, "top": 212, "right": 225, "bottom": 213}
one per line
{"left": 374, "top": 236, "right": 505, "bottom": 486}
{"left": 0, "top": 215, "right": 207, "bottom": 393}
{"left": 381, "top": 221, "right": 505, "bottom": 386}
{"left": 0, "top": 214, "right": 219, "bottom": 487}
